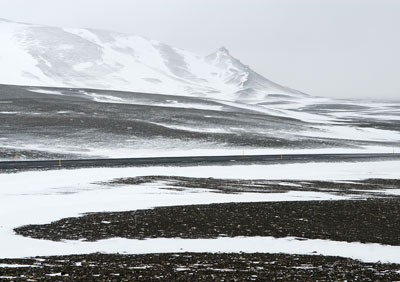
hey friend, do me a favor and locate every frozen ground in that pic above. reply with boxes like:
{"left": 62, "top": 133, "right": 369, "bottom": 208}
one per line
{"left": 1, "top": 160, "right": 400, "bottom": 262}
{"left": 2, "top": 17, "right": 400, "bottom": 280}
{"left": 2, "top": 253, "right": 400, "bottom": 281}
{"left": 1, "top": 84, "right": 400, "bottom": 161}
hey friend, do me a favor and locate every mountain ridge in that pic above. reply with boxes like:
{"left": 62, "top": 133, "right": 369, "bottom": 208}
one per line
{"left": 0, "top": 18, "right": 306, "bottom": 102}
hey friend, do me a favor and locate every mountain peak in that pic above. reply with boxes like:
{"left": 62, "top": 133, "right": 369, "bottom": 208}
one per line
{"left": 206, "top": 46, "right": 233, "bottom": 60}
{"left": 217, "top": 46, "right": 229, "bottom": 54}
{"left": 0, "top": 19, "right": 306, "bottom": 102}
{"left": 206, "top": 46, "right": 246, "bottom": 72}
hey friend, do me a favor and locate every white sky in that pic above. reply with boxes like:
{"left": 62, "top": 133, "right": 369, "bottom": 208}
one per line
{"left": 0, "top": 0, "right": 399, "bottom": 100}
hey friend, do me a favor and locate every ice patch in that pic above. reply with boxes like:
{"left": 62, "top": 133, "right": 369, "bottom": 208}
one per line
{"left": 301, "top": 125, "right": 400, "bottom": 142}
{"left": 0, "top": 111, "right": 18, "bottom": 114}
{"left": 0, "top": 264, "right": 39, "bottom": 268}
{"left": 28, "top": 89, "right": 63, "bottom": 95}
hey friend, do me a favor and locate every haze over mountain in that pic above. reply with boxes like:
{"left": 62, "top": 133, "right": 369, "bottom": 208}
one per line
{"left": 0, "top": 18, "right": 305, "bottom": 102}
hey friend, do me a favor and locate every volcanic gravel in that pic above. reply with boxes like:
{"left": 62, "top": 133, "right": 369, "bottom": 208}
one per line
{"left": 1, "top": 253, "right": 400, "bottom": 281}
{"left": 15, "top": 198, "right": 400, "bottom": 245}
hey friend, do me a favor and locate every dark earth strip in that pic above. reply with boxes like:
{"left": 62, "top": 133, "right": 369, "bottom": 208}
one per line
{"left": 107, "top": 176, "right": 400, "bottom": 197}
{"left": 1, "top": 253, "right": 400, "bottom": 281}
{"left": 2, "top": 153, "right": 400, "bottom": 171}
{"left": 15, "top": 198, "right": 400, "bottom": 245}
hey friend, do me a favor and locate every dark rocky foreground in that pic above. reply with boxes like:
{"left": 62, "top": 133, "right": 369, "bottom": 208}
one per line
{"left": 1, "top": 253, "right": 400, "bottom": 281}
{"left": 8, "top": 178, "right": 400, "bottom": 281}
{"left": 15, "top": 198, "right": 400, "bottom": 245}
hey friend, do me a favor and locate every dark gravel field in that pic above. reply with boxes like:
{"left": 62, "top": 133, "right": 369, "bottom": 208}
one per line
{"left": 15, "top": 197, "right": 400, "bottom": 245}
{"left": 1, "top": 253, "right": 400, "bottom": 281}
{"left": 9, "top": 177, "right": 400, "bottom": 281}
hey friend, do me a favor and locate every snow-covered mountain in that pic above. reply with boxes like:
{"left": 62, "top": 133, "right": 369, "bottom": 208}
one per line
{"left": 0, "top": 18, "right": 305, "bottom": 102}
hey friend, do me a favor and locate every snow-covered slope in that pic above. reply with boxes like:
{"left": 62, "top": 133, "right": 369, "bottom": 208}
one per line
{"left": 0, "top": 18, "right": 305, "bottom": 102}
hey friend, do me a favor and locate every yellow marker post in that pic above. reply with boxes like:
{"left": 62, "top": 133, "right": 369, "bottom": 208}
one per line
{"left": 59, "top": 160, "right": 61, "bottom": 167}
{"left": 14, "top": 154, "right": 18, "bottom": 161}
{"left": 281, "top": 154, "right": 283, "bottom": 160}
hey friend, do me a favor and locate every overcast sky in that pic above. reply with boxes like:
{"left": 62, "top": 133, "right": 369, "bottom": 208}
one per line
{"left": 1, "top": 0, "right": 399, "bottom": 100}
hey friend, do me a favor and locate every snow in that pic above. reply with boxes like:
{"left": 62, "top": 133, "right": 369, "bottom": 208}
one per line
{"left": 299, "top": 125, "right": 400, "bottom": 142}
{"left": 1, "top": 19, "right": 400, "bottom": 151}
{"left": 0, "top": 19, "right": 303, "bottom": 102}
{"left": 2, "top": 234, "right": 400, "bottom": 264}
{"left": 2, "top": 133, "right": 399, "bottom": 160}
{"left": 28, "top": 89, "right": 63, "bottom": 95}
{"left": 357, "top": 188, "right": 400, "bottom": 196}
{"left": 79, "top": 91, "right": 127, "bottom": 103}
{"left": 1, "top": 17, "right": 400, "bottom": 264}
{"left": 0, "top": 264, "right": 39, "bottom": 268}
{"left": 151, "top": 102, "right": 224, "bottom": 111}
{"left": 97, "top": 236, "right": 400, "bottom": 264}
{"left": 0, "top": 112, "right": 19, "bottom": 114}
{"left": 148, "top": 122, "right": 230, "bottom": 134}
{"left": 25, "top": 236, "right": 400, "bottom": 264}
{"left": 0, "top": 21, "right": 54, "bottom": 87}
{"left": 46, "top": 273, "right": 63, "bottom": 277}
{"left": 1, "top": 160, "right": 400, "bottom": 259}
{"left": 73, "top": 90, "right": 225, "bottom": 111}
